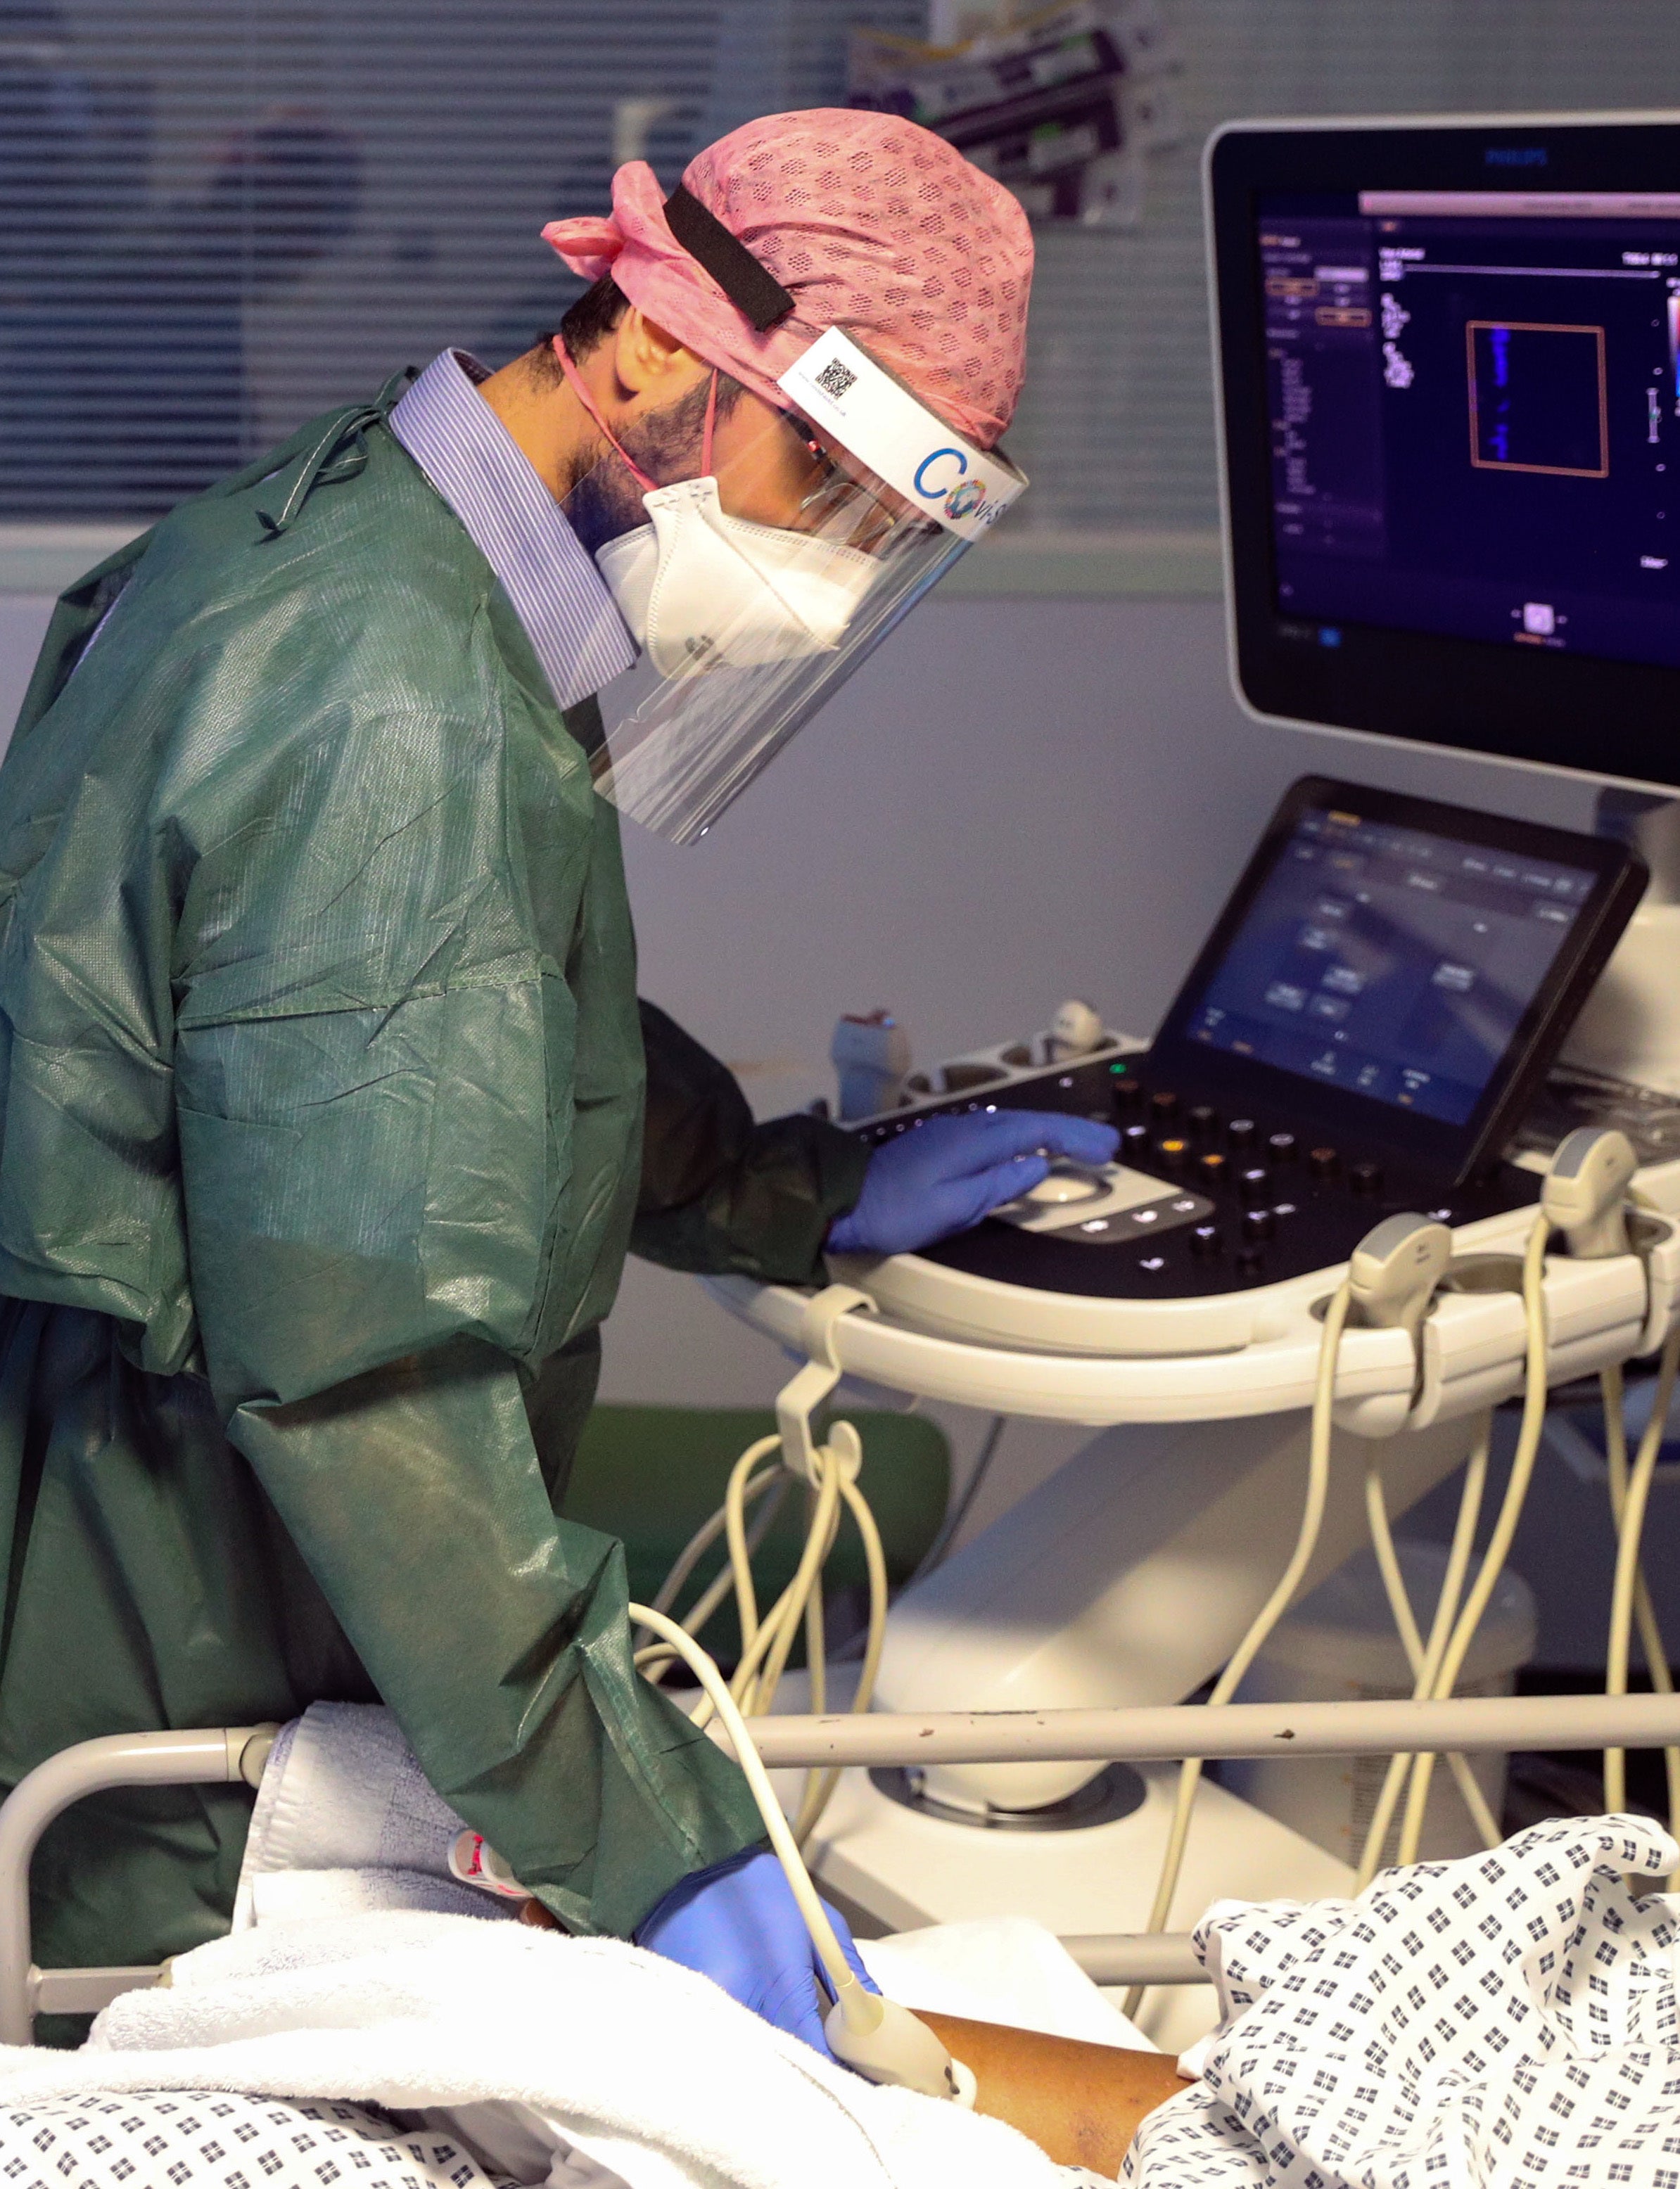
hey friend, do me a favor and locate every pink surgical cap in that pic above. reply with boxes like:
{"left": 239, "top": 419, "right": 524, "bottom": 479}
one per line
{"left": 541, "top": 108, "right": 1033, "bottom": 448}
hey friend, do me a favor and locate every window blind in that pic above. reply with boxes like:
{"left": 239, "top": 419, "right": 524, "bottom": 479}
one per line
{"left": 0, "top": 0, "right": 922, "bottom": 520}
{"left": 10, "top": 1, "right": 1680, "bottom": 534}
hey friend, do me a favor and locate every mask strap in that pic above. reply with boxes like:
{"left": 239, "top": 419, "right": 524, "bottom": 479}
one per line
{"left": 701, "top": 369, "right": 719, "bottom": 478}
{"left": 552, "top": 337, "right": 661, "bottom": 495}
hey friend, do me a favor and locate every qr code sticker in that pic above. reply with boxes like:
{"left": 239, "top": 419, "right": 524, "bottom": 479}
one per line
{"left": 814, "top": 357, "right": 858, "bottom": 401}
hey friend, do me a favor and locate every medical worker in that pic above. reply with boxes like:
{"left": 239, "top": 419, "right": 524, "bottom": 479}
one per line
{"left": 0, "top": 108, "right": 1115, "bottom": 2050}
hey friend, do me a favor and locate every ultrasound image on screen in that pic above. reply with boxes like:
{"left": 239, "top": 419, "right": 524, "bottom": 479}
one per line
{"left": 1258, "top": 189, "right": 1680, "bottom": 672}
{"left": 1183, "top": 808, "right": 1595, "bottom": 1125}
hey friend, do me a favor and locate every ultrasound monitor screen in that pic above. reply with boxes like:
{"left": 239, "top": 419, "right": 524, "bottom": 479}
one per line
{"left": 1181, "top": 803, "right": 1596, "bottom": 1126}
{"left": 1261, "top": 189, "right": 1680, "bottom": 671}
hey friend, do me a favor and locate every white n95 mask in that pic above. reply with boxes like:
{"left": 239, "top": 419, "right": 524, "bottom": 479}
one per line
{"left": 594, "top": 475, "right": 878, "bottom": 680}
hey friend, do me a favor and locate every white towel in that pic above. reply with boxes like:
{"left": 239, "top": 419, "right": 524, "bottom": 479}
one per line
{"left": 234, "top": 1703, "right": 509, "bottom": 1929}
{"left": 0, "top": 1910, "right": 1087, "bottom": 2189}
{"left": 237, "top": 1704, "right": 1150, "bottom": 2055}
{"left": 860, "top": 1921, "right": 1153, "bottom": 2052}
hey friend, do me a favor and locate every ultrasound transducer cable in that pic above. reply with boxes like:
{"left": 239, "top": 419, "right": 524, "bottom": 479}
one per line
{"left": 632, "top": 1305, "right": 891, "bottom": 1846}
{"left": 629, "top": 1602, "right": 972, "bottom": 2102}
{"left": 1601, "top": 1336, "right": 1680, "bottom": 1819}
{"left": 1356, "top": 1419, "right": 1494, "bottom": 1885}
{"left": 1122, "top": 1275, "right": 1355, "bottom": 2019}
{"left": 1363, "top": 1436, "right": 1501, "bottom": 1859}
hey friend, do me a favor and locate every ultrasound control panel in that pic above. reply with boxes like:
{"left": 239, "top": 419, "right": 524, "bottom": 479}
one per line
{"left": 851, "top": 1047, "right": 1540, "bottom": 1299}
{"left": 843, "top": 775, "right": 1643, "bottom": 1302}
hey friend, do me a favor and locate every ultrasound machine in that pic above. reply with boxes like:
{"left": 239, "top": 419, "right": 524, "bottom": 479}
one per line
{"left": 705, "top": 115, "right": 1680, "bottom": 2048}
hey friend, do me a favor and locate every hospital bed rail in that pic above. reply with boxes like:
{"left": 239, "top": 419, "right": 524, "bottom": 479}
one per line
{"left": 0, "top": 1727, "right": 276, "bottom": 2043}
{"left": 6, "top": 1692, "right": 1678, "bottom": 2044}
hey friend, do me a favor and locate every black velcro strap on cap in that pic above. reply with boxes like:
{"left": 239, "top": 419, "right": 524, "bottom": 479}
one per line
{"left": 663, "top": 184, "right": 795, "bottom": 332}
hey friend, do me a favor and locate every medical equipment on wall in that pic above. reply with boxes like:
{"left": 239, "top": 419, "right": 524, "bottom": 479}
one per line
{"left": 847, "top": 1, "right": 1184, "bottom": 229}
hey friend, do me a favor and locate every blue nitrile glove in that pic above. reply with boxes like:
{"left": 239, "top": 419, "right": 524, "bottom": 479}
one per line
{"left": 826, "top": 1109, "right": 1121, "bottom": 1258}
{"left": 637, "top": 1848, "right": 878, "bottom": 2057}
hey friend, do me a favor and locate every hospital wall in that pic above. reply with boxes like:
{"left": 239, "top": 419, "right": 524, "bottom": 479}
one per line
{"left": 0, "top": 591, "right": 1645, "bottom": 1668}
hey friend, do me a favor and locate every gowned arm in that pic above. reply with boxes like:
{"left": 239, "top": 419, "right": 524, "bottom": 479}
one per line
{"left": 170, "top": 688, "right": 765, "bottom": 1934}
{"left": 175, "top": 986, "right": 764, "bottom": 1936}
{"left": 632, "top": 1000, "right": 871, "bottom": 1282}
{"left": 224, "top": 1334, "right": 762, "bottom": 1936}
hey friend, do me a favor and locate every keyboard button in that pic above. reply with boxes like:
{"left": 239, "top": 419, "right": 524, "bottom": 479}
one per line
{"left": 1309, "top": 1145, "right": 1340, "bottom": 1178}
{"left": 1349, "top": 1160, "right": 1384, "bottom": 1196}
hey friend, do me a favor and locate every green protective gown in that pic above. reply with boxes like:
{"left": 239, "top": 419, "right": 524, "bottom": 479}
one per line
{"left": 0, "top": 388, "right": 872, "bottom": 1989}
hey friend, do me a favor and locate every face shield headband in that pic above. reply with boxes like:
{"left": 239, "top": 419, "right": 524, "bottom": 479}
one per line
{"left": 557, "top": 193, "right": 1028, "bottom": 843}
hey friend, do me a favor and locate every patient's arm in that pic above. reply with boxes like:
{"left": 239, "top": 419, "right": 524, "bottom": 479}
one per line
{"left": 520, "top": 1898, "right": 1190, "bottom": 2166}
{"left": 915, "top": 2010, "right": 1192, "bottom": 2176}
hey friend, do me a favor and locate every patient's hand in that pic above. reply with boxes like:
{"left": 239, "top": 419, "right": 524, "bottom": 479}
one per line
{"left": 915, "top": 2010, "right": 1192, "bottom": 2175}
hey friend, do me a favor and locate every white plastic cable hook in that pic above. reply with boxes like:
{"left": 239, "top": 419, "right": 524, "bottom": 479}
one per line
{"left": 774, "top": 1284, "right": 876, "bottom": 1487}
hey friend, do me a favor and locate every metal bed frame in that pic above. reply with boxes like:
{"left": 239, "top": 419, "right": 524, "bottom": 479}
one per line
{"left": 6, "top": 1691, "right": 1678, "bottom": 2044}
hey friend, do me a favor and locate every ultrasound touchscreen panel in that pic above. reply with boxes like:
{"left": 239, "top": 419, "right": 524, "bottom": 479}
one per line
{"left": 1181, "top": 805, "right": 1596, "bottom": 1126}
{"left": 1259, "top": 188, "right": 1680, "bottom": 672}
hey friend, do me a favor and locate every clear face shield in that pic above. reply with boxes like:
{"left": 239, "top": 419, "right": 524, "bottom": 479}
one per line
{"left": 558, "top": 327, "right": 1028, "bottom": 844}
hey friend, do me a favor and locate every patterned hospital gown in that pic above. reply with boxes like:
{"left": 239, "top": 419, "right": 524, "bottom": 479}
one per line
{"left": 0, "top": 2093, "right": 515, "bottom": 2188}
{"left": 1127, "top": 1814, "right": 1680, "bottom": 2189}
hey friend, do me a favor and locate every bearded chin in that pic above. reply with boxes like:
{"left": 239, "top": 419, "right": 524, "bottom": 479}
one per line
{"left": 567, "top": 375, "right": 724, "bottom": 558}
{"left": 565, "top": 454, "right": 651, "bottom": 559}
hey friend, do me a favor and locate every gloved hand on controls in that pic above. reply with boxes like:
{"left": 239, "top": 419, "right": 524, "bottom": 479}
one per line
{"left": 826, "top": 1109, "right": 1121, "bottom": 1258}
{"left": 637, "top": 1847, "right": 877, "bottom": 2056}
